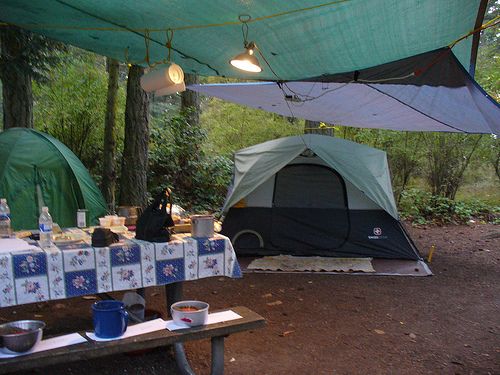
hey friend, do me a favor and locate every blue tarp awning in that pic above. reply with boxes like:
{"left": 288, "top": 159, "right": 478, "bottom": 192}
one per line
{"left": 190, "top": 49, "right": 500, "bottom": 134}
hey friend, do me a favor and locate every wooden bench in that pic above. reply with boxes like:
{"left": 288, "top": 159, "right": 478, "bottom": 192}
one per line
{"left": 0, "top": 306, "right": 265, "bottom": 375}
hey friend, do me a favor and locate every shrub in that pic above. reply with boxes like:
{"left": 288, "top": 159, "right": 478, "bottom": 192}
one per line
{"left": 148, "top": 113, "right": 233, "bottom": 213}
{"left": 398, "top": 188, "right": 500, "bottom": 225}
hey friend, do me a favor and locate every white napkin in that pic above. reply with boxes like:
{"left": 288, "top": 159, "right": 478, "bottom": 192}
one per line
{"left": 0, "top": 333, "right": 86, "bottom": 358}
{"left": 86, "top": 318, "right": 166, "bottom": 342}
{"left": 166, "top": 310, "right": 242, "bottom": 331}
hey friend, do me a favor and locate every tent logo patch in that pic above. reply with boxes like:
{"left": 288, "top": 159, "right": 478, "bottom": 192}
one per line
{"left": 368, "top": 227, "right": 387, "bottom": 240}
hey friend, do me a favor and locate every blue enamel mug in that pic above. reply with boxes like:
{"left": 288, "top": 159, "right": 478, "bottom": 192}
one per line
{"left": 92, "top": 300, "right": 128, "bottom": 338}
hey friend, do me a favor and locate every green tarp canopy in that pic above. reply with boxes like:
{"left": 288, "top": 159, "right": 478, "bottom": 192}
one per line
{"left": 0, "top": 128, "right": 107, "bottom": 230}
{"left": 0, "top": 1, "right": 487, "bottom": 80}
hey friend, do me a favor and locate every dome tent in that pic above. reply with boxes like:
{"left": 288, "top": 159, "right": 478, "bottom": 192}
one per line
{"left": 0, "top": 128, "right": 107, "bottom": 230}
{"left": 221, "top": 134, "right": 420, "bottom": 260}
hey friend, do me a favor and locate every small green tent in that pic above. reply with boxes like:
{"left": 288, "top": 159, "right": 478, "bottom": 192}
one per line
{"left": 0, "top": 128, "right": 107, "bottom": 230}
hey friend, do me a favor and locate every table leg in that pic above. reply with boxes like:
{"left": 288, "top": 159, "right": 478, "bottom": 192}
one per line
{"left": 137, "top": 287, "right": 146, "bottom": 299}
{"left": 165, "top": 282, "right": 183, "bottom": 316}
{"left": 165, "top": 282, "right": 226, "bottom": 375}
{"left": 165, "top": 282, "right": 196, "bottom": 375}
{"left": 210, "top": 336, "right": 225, "bottom": 375}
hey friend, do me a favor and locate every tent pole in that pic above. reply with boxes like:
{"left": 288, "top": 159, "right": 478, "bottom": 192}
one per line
{"left": 469, "top": 0, "right": 488, "bottom": 77}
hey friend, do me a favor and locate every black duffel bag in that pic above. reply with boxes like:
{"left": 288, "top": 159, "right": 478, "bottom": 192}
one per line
{"left": 135, "top": 188, "right": 175, "bottom": 242}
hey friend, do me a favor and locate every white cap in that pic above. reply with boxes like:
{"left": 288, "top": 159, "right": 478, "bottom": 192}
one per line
{"left": 42, "top": 206, "right": 49, "bottom": 212}
{"left": 0, "top": 198, "right": 6, "bottom": 204}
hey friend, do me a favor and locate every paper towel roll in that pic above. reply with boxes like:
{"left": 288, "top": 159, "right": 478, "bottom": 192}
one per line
{"left": 140, "top": 63, "right": 184, "bottom": 92}
{"left": 155, "top": 82, "right": 186, "bottom": 96}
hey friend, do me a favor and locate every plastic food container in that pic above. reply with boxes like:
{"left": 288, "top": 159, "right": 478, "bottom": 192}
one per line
{"left": 112, "top": 216, "right": 126, "bottom": 226}
{"left": 171, "top": 300, "right": 209, "bottom": 327}
{"left": 99, "top": 217, "right": 112, "bottom": 227}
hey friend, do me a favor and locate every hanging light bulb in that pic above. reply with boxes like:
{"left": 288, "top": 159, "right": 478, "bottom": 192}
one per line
{"left": 230, "top": 41, "right": 262, "bottom": 73}
{"left": 230, "top": 15, "right": 262, "bottom": 73}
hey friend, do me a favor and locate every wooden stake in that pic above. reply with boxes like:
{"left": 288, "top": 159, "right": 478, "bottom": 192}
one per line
{"left": 427, "top": 245, "right": 436, "bottom": 263}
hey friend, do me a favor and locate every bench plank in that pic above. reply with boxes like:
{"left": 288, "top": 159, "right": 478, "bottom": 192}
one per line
{"left": 0, "top": 306, "right": 265, "bottom": 374}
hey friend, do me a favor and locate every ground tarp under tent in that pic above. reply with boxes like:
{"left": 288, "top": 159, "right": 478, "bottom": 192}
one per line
{"left": 221, "top": 134, "right": 421, "bottom": 260}
{"left": 0, "top": 128, "right": 107, "bottom": 230}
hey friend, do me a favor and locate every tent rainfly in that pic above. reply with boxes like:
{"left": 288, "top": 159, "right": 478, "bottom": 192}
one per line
{"left": 221, "top": 134, "right": 421, "bottom": 260}
{"left": 0, "top": 128, "right": 107, "bottom": 230}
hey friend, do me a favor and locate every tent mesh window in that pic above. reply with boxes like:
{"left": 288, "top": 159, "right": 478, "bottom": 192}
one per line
{"left": 271, "top": 164, "right": 350, "bottom": 252}
{"left": 273, "top": 164, "right": 346, "bottom": 208}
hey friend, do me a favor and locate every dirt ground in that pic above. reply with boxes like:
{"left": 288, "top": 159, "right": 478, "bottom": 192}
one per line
{"left": 1, "top": 223, "right": 498, "bottom": 375}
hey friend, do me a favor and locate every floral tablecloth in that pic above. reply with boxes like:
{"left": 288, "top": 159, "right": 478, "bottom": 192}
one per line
{"left": 0, "top": 232, "right": 241, "bottom": 307}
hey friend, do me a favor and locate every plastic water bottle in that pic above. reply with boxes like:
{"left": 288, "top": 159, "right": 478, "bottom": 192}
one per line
{"left": 39, "top": 206, "right": 53, "bottom": 247}
{"left": 0, "top": 198, "right": 11, "bottom": 238}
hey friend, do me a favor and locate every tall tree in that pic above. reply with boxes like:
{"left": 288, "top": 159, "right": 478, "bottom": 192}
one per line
{"left": 0, "top": 26, "right": 62, "bottom": 129}
{"left": 102, "top": 57, "right": 119, "bottom": 207}
{"left": 424, "top": 133, "right": 483, "bottom": 199}
{"left": 175, "top": 73, "right": 202, "bottom": 201}
{"left": 0, "top": 27, "right": 33, "bottom": 129}
{"left": 180, "top": 73, "right": 200, "bottom": 126}
{"left": 119, "top": 65, "right": 150, "bottom": 208}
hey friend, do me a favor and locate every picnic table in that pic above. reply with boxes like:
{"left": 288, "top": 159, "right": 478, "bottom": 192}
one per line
{"left": 0, "top": 229, "right": 241, "bottom": 307}
{"left": 0, "top": 229, "right": 249, "bottom": 374}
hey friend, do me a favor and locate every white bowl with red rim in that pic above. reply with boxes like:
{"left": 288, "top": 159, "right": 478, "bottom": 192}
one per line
{"left": 170, "top": 300, "right": 209, "bottom": 327}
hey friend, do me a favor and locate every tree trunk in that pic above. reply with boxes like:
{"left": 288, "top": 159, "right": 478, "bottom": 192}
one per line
{"left": 119, "top": 65, "right": 150, "bottom": 208}
{"left": 180, "top": 73, "right": 200, "bottom": 126}
{"left": 0, "top": 27, "right": 33, "bottom": 129}
{"left": 101, "top": 58, "right": 119, "bottom": 208}
{"left": 177, "top": 73, "right": 201, "bottom": 201}
{"left": 304, "top": 119, "right": 334, "bottom": 136}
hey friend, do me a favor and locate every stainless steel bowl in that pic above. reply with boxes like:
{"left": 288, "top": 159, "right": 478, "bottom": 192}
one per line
{"left": 0, "top": 320, "right": 45, "bottom": 353}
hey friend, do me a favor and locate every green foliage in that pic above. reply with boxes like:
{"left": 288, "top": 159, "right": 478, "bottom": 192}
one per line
{"left": 334, "top": 127, "right": 425, "bottom": 202}
{"left": 399, "top": 188, "right": 500, "bottom": 225}
{"left": 32, "top": 49, "right": 126, "bottom": 181}
{"left": 0, "top": 26, "right": 65, "bottom": 84}
{"left": 422, "top": 133, "right": 484, "bottom": 199}
{"left": 201, "top": 98, "right": 303, "bottom": 156}
{"left": 475, "top": 43, "right": 499, "bottom": 102}
{"left": 475, "top": 0, "right": 498, "bottom": 100}
{"left": 149, "top": 113, "right": 233, "bottom": 213}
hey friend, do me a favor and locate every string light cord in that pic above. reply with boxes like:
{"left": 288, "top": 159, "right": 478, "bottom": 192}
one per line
{"left": 286, "top": 82, "right": 351, "bottom": 103}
